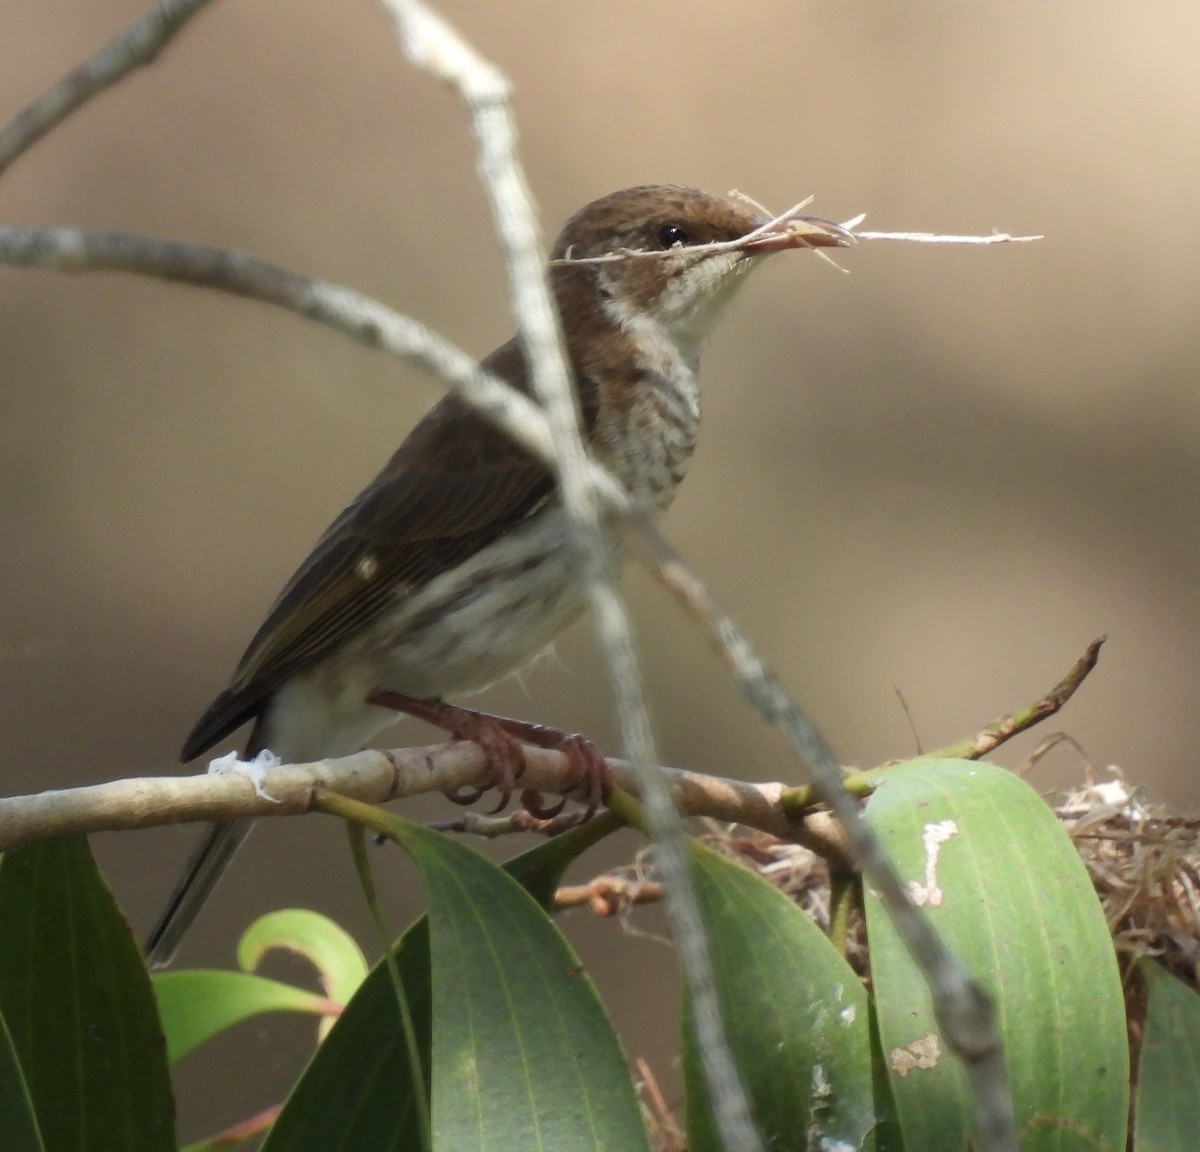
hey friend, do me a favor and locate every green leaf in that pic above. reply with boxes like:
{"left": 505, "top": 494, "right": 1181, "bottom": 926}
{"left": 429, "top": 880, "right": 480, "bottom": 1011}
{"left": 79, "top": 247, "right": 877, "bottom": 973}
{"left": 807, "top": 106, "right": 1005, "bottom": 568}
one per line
{"left": 262, "top": 917, "right": 433, "bottom": 1152}
{"left": 864, "top": 759, "right": 1128, "bottom": 1152}
{"left": 262, "top": 813, "right": 625, "bottom": 1152}
{"left": 0, "top": 1009, "right": 44, "bottom": 1152}
{"left": 233, "top": 908, "right": 369, "bottom": 1048}
{"left": 683, "top": 842, "right": 876, "bottom": 1152}
{"left": 863, "top": 1001, "right": 904, "bottom": 1152}
{"left": 1134, "top": 959, "right": 1200, "bottom": 1149}
{"left": 0, "top": 838, "right": 174, "bottom": 1152}
{"left": 153, "top": 969, "right": 336, "bottom": 1062}
{"left": 237, "top": 909, "right": 368, "bottom": 1005}
{"left": 397, "top": 818, "right": 650, "bottom": 1152}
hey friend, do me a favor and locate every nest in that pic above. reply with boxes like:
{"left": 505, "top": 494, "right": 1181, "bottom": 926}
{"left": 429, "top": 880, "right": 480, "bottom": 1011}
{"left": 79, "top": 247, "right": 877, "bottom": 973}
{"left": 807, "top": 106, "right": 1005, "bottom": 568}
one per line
{"left": 1059, "top": 771, "right": 1200, "bottom": 984}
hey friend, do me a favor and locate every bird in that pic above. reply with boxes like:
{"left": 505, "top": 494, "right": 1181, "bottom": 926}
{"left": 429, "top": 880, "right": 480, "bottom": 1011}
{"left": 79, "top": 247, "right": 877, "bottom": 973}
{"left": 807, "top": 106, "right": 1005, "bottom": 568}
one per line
{"left": 144, "top": 184, "right": 854, "bottom": 967}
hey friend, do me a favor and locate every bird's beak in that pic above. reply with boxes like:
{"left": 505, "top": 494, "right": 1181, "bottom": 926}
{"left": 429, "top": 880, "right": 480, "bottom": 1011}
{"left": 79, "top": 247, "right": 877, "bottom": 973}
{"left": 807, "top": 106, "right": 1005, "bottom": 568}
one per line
{"left": 741, "top": 214, "right": 857, "bottom": 254}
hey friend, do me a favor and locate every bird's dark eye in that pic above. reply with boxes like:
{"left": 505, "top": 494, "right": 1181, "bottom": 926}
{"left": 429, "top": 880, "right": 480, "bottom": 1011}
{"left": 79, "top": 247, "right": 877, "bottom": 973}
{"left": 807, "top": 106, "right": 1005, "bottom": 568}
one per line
{"left": 656, "top": 222, "right": 692, "bottom": 249}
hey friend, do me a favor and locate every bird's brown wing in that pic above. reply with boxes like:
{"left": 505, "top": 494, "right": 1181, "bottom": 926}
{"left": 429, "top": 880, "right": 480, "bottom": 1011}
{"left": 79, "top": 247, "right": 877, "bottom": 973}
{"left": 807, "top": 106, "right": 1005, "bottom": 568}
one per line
{"left": 183, "top": 339, "right": 586, "bottom": 759}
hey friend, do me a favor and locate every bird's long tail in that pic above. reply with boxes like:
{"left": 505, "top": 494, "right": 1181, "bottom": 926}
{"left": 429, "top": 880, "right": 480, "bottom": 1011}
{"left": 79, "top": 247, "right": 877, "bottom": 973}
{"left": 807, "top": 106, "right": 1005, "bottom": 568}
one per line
{"left": 143, "top": 817, "right": 255, "bottom": 969}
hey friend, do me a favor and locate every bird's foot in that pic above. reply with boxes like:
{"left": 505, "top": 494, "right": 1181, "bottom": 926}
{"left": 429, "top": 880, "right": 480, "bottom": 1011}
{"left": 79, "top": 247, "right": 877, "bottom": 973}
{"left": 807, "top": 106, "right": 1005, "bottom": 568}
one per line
{"left": 495, "top": 716, "right": 610, "bottom": 826}
{"left": 368, "top": 692, "right": 610, "bottom": 829}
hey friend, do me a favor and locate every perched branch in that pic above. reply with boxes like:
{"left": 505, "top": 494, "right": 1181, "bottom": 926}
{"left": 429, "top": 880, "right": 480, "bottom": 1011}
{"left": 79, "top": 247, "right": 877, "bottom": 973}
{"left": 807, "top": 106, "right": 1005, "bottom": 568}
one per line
{"left": 0, "top": 741, "right": 840, "bottom": 852}
{"left": 0, "top": 634, "right": 1098, "bottom": 863}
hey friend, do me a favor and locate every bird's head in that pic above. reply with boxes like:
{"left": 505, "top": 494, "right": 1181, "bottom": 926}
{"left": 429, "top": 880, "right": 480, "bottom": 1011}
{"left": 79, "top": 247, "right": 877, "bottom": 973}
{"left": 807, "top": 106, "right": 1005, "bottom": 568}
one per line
{"left": 550, "top": 184, "right": 854, "bottom": 360}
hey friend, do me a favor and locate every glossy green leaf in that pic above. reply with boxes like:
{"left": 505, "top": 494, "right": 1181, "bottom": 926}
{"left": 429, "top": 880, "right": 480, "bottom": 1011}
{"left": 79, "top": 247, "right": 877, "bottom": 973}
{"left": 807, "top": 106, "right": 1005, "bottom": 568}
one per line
{"left": 0, "top": 1009, "right": 43, "bottom": 1152}
{"left": 153, "top": 969, "right": 336, "bottom": 1062}
{"left": 262, "top": 813, "right": 624, "bottom": 1152}
{"left": 262, "top": 917, "right": 433, "bottom": 1152}
{"left": 0, "top": 838, "right": 174, "bottom": 1152}
{"left": 683, "top": 842, "right": 876, "bottom": 1151}
{"left": 237, "top": 908, "right": 369, "bottom": 1004}
{"left": 864, "top": 759, "right": 1127, "bottom": 1152}
{"left": 391, "top": 814, "right": 649, "bottom": 1152}
{"left": 863, "top": 1001, "right": 904, "bottom": 1152}
{"left": 1133, "top": 959, "right": 1200, "bottom": 1149}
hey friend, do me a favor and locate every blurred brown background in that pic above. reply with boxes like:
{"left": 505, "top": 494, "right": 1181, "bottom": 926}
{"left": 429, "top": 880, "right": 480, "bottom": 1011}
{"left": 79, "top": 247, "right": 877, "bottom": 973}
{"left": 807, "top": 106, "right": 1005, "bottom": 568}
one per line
{"left": 2, "top": 0, "right": 1198, "bottom": 1139}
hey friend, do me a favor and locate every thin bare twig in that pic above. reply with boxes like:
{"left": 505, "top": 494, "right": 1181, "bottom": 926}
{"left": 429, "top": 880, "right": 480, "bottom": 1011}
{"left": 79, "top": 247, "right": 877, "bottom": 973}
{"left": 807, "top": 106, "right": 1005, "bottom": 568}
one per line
{"left": 550, "top": 214, "right": 1041, "bottom": 266}
{"left": 905, "top": 635, "right": 1105, "bottom": 768}
{"left": 555, "top": 877, "right": 665, "bottom": 916}
{"left": 0, "top": 0, "right": 218, "bottom": 177}
{"left": 636, "top": 1057, "right": 687, "bottom": 1152}
{"left": 938, "top": 634, "right": 1105, "bottom": 761}
{"left": 782, "top": 638, "right": 1106, "bottom": 812}
{"left": 378, "top": 3, "right": 762, "bottom": 1147}
{"left": 892, "top": 682, "right": 925, "bottom": 756}
{"left": 851, "top": 229, "right": 1042, "bottom": 244}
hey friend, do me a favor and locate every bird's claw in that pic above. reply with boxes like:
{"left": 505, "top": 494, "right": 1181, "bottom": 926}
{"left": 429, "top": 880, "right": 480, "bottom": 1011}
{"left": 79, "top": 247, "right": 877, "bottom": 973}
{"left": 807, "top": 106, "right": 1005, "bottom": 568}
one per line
{"left": 369, "top": 691, "right": 609, "bottom": 825}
